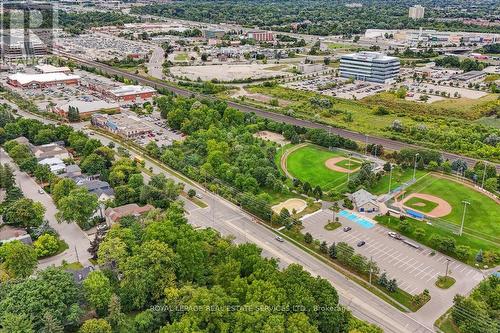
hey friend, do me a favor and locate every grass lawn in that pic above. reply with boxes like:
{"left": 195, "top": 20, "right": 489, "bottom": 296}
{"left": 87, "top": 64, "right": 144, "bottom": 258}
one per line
{"left": 435, "top": 276, "right": 456, "bottom": 289}
{"left": 325, "top": 221, "right": 342, "bottom": 231}
{"left": 404, "top": 196, "right": 438, "bottom": 213}
{"left": 335, "top": 158, "right": 362, "bottom": 170}
{"left": 61, "top": 261, "right": 84, "bottom": 271}
{"left": 369, "top": 167, "right": 427, "bottom": 195}
{"left": 404, "top": 174, "right": 499, "bottom": 241}
{"left": 174, "top": 53, "right": 189, "bottom": 61}
{"left": 286, "top": 144, "right": 352, "bottom": 191}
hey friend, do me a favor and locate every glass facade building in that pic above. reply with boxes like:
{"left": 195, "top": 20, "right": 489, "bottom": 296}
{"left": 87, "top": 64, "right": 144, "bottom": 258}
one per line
{"left": 339, "top": 52, "right": 400, "bottom": 83}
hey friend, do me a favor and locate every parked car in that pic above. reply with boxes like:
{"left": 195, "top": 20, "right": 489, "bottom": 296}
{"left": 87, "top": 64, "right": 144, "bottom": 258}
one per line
{"left": 357, "top": 240, "right": 366, "bottom": 247}
{"left": 96, "top": 223, "right": 109, "bottom": 232}
{"left": 38, "top": 189, "right": 45, "bottom": 194}
{"left": 388, "top": 232, "right": 403, "bottom": 240}
{"left": 275, "top": 236, "right": 284, "bottom": 242}
{"left": 343, "top": 226, "right": 352, "bottom": 232}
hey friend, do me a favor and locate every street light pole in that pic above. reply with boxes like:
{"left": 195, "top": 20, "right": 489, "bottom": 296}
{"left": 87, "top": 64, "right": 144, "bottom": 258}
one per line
{"left": 445, "top": 258, "right": 450, "bottom": 278}
{"left": 412, "top": 153, "right": 419, "bottom": 180}
{"left": 347, "top": 154, "right": 352, "bottom": 183}
{"left": 459, "top": 200, "right": 470, "bottom": 236}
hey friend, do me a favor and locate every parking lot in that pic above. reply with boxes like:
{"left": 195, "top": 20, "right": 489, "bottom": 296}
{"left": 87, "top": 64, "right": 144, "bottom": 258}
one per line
{"left": 124, "top": 111, "right": 184, "bottom": 147}
{"left": 284, "top": 75, "right": 387, "bottom": 99}
{"left": 302, "top": 209, "right": 483, "bottom": 295}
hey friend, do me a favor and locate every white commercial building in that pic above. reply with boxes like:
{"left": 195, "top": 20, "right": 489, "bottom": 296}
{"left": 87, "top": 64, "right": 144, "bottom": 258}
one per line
{"left": 409, "top": 5, "right": 425, "bottom": 19}
{"left": 340, "top": 52, "right": 400, "bottom": 83}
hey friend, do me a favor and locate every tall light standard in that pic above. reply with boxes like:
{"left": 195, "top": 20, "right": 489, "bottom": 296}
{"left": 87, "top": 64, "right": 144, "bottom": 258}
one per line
{"left": 444, "top": 258, "right": 451, "bottom": 278}
{"left": 412, "top": 153, "right": 420, "bottom": 180}
{"left": 459, "top": 200, "right": 470, "bottom": 236}
{"left": 387, "top": 164, "right": 393, "bottom": 195}
{"left": 347, "top": 153, "right": 352, "bottom": 183}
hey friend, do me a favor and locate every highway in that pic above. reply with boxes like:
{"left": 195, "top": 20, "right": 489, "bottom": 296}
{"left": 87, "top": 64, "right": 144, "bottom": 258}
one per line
{"left": 55, "top": 51, "right": 499, "bottom": 172}
{"left": 12, "top": 109, "right": 438, "bottom": 333}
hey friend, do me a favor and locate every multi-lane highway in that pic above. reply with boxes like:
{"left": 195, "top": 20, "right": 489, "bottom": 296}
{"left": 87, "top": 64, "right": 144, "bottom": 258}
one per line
{"left": 54, "top": 50, "right": 499, "bottom": 172}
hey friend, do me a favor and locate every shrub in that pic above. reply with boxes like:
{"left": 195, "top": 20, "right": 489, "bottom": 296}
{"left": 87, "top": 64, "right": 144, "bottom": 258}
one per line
{"left": 33, "top": 234, "right": 60, "bottom": 258}
{"left": 304, "top": 232, "right": 313, "bottom": 244}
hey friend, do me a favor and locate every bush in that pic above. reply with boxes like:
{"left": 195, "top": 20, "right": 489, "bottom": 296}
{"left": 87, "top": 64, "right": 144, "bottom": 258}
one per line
{"left": 304, "top": 232, "right": 313, "bottom": 244}
{"left": 187, "top": 189, "right": 196, "bottom": 198}
{"left": 33, "top": 234, "right": 60, "bottom": 258}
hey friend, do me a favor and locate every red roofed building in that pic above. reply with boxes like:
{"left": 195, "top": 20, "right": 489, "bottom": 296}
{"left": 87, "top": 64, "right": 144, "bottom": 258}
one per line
{"left": 104, "top": 203, "right": 154, "bottom": 225}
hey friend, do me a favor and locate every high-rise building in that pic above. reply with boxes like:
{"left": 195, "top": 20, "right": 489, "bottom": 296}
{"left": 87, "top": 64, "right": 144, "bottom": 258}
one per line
{"left": 409, "top": 5, "right": 425, "bottom": 19}
{"left": 339, "top": 52, "right": 400, "bottom": 83}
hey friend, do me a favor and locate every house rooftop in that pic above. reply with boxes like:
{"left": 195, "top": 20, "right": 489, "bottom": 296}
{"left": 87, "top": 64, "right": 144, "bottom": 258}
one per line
{"left": 105, "top": 203, "right": 154, "bottom": 223}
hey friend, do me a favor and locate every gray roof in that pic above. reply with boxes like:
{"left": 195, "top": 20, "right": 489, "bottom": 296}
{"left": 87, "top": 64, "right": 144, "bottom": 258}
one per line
{"left": 77, "top": 179, "right": 111, "bottom": 191}
{"left": 70, "top": 266, "right": 95, "bottom": 283}
{"left": 351, "top": 189, "right": 378, "bottom": 207}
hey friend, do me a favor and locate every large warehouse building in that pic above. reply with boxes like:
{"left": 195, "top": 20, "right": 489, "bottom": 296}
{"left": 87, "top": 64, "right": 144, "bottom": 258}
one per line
{"left": 7, "top": 72, "right": 81, "bottom": 88}
{"left": 108, "top": 85, "right": 156, "bottom": 102}
{"left": 339, "top": 52, "right": 400, "bottom": 83}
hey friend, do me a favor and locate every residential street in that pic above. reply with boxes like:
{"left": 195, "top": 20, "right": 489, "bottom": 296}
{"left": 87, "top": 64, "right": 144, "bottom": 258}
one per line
{"left": 0, "top": 148, "right": 92, "bottom": 268}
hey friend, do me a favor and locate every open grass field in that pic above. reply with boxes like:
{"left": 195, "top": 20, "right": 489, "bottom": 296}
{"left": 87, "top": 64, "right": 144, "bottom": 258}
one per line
{"left": 285, "top": 144, "right": 354, "bottom": 191}
{"left": 174, "top": 53, "right": 189, "bottom": 61}
{"left": 404, "top": 196, "right": 438, "bottom": 213}
{"left": 369, "top": 167, "right": 427, "bottom": 195}
{"left": 404, "top": 173, "right": 499, "bottom": 241}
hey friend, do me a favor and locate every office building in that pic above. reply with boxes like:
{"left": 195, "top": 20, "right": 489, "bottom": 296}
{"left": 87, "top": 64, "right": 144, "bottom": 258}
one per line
{"left": 248, "top": 31, "right": 275, "bottom": 42}
{"left": 409, "top": 5, "right": 425, "bottom": 19}
{"left": 339, "top": 52, "right": 400, "bottom": 83}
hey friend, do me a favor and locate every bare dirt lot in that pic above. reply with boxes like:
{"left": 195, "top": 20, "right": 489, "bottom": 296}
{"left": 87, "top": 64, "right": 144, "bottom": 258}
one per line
{"left": 254, "top": 131, "right": 290, "bottom": 146}
{"left": 170, "top": 64, "right": 292, "bottom": 82}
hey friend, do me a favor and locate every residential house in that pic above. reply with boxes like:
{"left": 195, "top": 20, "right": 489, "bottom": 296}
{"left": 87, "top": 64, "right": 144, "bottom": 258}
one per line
{"left": 30, "top": 142, "right": 71, "bottom": 161}
{"left": 351, "top": 189, "right": 379, "bottom": 213}
{"left": 70, "top": 266, "right": 95, "bottom": 284}
{"left": 77, "top": 179, "right": 115, "bottom": 202}
{"left": 57, "top": 164, "right": 82, "bottom": 179}
{"left": 39, "top": 157, "right": 66, "bottom": 173}
{"left": 0, "top": 225, "right": 33, "bottom": 245}
{"left": 104, "top": 203, "right": 154, "bottom": 226}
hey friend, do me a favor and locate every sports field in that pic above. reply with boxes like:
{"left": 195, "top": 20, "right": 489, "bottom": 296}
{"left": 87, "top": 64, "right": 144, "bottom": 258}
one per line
{"left": 285, "top": 144, "right": 360, "bottom": 190}
{"left": 403, "top": 173, "right": 499, "bottom": 240}
{"left": 403, "top": 197, "right": 438, "bottom": 213}
{"left": 369, "top": 166, "right": 427, "bottom": 195}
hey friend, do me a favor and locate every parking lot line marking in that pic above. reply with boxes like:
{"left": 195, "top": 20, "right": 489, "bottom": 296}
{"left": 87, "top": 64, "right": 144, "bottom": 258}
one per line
{"left": 426, "top": 272, "right": 439, "bottom": 282}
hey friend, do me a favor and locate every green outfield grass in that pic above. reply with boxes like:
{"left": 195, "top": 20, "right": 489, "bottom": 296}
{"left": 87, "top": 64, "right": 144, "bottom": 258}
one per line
{"left": 286, "top": 144, "right": 353, "bottom": 191}
{"left": 404, "top": 174, "right": 499, "bottom": 240}
{"left": 369, "top": 167, "right": 427, "bottom": 195}
{"left": 404, "top": 197, "right": 438, "bottom": 213}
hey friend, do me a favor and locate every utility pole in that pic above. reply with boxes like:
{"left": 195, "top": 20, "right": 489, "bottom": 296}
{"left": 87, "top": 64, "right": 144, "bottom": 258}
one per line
{"left": 459, "top": 200, "right": 470, "bottom": 236}
{"left": 369, "top": 256, "right": 373, "bottom": 284}
{"left": 75, "top": 246, "right": 80, "bottom": 263}
{"left": 387, "top": 164, "right": 393, "bottom": 195}
{"left": 412, "top": 153, "right": 419, "bottom": 180}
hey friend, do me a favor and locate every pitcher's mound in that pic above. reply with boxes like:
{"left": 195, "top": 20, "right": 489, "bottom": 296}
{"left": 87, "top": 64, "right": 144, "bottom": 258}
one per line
{"left": 272, "top": 198, "right": 307, "bottom": 214}
{"left": 325, "top": 157, "right": 360, "bottom": 173}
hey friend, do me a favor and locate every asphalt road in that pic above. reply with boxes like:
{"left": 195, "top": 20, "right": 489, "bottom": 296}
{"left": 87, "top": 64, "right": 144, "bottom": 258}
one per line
{"left": 0, "top": 149, "right": 92, "bottom": 269}
{"left": 13, "top": 109, "right": 436, "bottom": 332}
{"left": 53, "top": 51, "right": 500, "bottom": 172}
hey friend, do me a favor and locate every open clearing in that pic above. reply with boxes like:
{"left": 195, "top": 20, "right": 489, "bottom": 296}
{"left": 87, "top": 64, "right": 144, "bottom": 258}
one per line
{"left": 402, "top": 173, "right": 499, "bottom": 240}
{"left": 170, "top": 64, "right": 292, "bottom": 81}
{"left": 285, "top": 144, "right": 357, "bottom": 190}
{"left": 254, "top": 130, "right": 289, "bottom": 146}
{"left": 271, "top": 198, "right": 307, "bottom": 214}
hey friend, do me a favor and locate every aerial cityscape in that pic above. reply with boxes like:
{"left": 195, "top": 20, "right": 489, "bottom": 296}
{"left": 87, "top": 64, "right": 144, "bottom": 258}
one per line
{"left": 0, "top": 0, "right": 498, "bottom": 332}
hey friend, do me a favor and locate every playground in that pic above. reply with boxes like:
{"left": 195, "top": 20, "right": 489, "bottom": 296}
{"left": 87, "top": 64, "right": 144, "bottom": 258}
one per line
{"left": 282, "top": 144, "right": 363, "bottom": 191}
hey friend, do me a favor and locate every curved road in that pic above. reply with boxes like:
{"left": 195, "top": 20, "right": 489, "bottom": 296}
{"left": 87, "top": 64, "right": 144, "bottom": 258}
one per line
{"left": 55, "top": 51, "right": 499, "bottom": 172}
